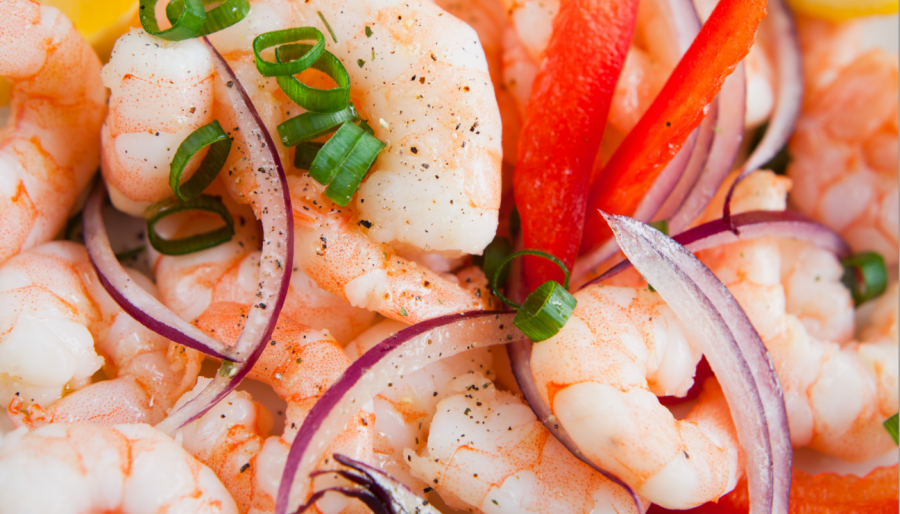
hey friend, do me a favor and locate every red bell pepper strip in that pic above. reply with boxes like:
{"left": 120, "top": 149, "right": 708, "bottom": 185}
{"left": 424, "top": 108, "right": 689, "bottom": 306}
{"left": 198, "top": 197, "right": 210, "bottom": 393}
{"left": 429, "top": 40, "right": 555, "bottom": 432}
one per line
{"left": 647, "top": 464, "right": 899, "bottom": 514}
{"left": 513, "top": 0, "right": 638, "bottom": 291}
{"left": 580, "top": 0, "right": 767, "bottom": 253}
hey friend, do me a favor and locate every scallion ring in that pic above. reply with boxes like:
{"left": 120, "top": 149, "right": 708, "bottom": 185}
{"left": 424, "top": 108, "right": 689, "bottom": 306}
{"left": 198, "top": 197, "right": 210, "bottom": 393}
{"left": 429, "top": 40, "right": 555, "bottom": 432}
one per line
{"left": 275, "top": 43, "right": 350, "bottom": 113}
{"left": 170, "top": 120, "right": 232, "bottom": 202}
{"left": 166, "top": 0, "right": 250, "bottom": 37}
{"left": 294, "top": 142, "right": 324, "bottom": 171}
{"left": 885, "top": 413, "right": 899, "bottom": 445}
{"left": 145, "top": 194, "right": 235, "bottom": 255}
{"left": 139, "top": 0, "right": 205, "bottom": 41}
{"left": 277, "top": 104, "right": 358, "bottom": 147}
{"left": 490, "top": 250, "right": 577, "bottom": 343}
{"left": 474, "top": 236, "right": 512, "bottom": 289}
{"left": 252, "top": 27, "right": 325, "bottom": 77}
{"left": 841, "top": 251, "right": 887, "bottom": 305}
{"left": 307, "top": 121, "right": 384, "bottom": 206}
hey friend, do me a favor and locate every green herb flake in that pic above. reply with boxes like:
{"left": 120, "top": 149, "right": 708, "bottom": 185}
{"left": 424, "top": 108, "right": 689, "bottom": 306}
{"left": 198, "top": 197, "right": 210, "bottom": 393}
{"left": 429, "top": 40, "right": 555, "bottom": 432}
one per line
{"left": 885, "top": 413, "right": 899, "bottom": 445}
{"left": 400, "top": 307, "right": 409, "bottom": 317}
{"left": 318, "top": 11, "right": 338, "bottom": 43}
{"left": 365, "top": 25, "right": 373, "bottom": 37}
{"left": 357, "top": 59, "right": 366, "bottom": 68}
{"left": 463, "top": 408, "right": 471, "bottom": 416}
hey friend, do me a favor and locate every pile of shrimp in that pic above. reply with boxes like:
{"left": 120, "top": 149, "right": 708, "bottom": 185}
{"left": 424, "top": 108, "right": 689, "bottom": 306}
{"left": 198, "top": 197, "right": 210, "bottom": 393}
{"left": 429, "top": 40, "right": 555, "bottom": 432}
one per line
{"left": 0, "top": 0, "right": 896, "bottom": 513}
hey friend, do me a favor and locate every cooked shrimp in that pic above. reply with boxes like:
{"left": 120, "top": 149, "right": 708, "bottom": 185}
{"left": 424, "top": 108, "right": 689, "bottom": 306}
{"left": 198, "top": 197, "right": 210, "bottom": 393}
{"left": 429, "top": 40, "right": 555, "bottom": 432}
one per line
{"left": 0, "top": 0, "right": 105, "bottom": 263}
{"left": 175, "top": 303, "right": 373, "bottom": 514}
{"left": 787, "top": 50, "right": 899, "bottom": 266}
{"left": 409, "top": 373, "right": 649, "bottom": 514}
{"left": 0, "top": 422, "right": 238, "bottom": 514}
{"left": 1, "top": 241, "right": 202, "bottom": 432}
{"left": 100, "top": 28, "right": 216, "bottom": 216}
{"left": 152, "top": 186, "right": 377, "bottom": 343}
{"left": 696, "top": 171, "right": 898, "bottom": 462}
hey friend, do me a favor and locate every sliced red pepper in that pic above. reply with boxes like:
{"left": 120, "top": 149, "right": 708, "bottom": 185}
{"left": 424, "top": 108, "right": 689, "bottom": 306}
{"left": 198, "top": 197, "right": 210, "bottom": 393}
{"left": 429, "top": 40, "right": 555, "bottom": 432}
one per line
{"left": 513, "top": 0, "right": 638, "bottom": 291}
{"left": 580, "top": 0, "right": 767, "bottom": 253}
{"left": 647, "top": 464, "right": 899, "bottom": 514}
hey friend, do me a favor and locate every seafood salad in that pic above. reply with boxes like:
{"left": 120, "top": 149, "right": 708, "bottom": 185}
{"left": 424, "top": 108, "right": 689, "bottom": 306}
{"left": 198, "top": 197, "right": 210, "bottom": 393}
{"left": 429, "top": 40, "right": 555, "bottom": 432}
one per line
{"left": 0, "top": 0, "right": 897, "bottom": 512}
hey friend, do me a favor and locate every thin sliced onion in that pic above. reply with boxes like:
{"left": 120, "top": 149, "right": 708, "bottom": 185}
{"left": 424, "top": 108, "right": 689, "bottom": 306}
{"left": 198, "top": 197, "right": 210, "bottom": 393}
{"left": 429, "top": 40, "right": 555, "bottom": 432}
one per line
{"left": 602, "top": 211, "right": 791, "bottom": 514}
{"left": 668, "top": 63, "right": 747, "bottom": 234}
{"left": 584, "top": 210, "right": 851, "bottom": 287}
{"left": 275, "top": 311, "right": 523, "bottom": 514}
{"left": 83, "top": 181, "right": 236, "bottom": 361}
{"left": 298, "top": 454, "right": 441, "bottom": 513}
{"left": 724, "top": 0, "right": 802, "bottom": 225}
{"left": 506, "top": 338, "right": 643, "bottom": 511}
{"left": 156, "top": 38, "right": 294, "bottom": 434}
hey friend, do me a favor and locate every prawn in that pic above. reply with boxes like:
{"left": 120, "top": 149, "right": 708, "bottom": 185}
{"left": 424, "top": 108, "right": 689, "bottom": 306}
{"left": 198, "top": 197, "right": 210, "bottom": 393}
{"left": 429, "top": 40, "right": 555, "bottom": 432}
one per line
{"left": 0, "top": 0, "right": 105, "bottom": 263}
{"left": 787, "top": 49, "right": 899, "bottom": 266}
{"left": 0, "top": 422, "right": 238, "bottom": 514}
{"left": 1, "top": 241, "right": 202, "bottom": 432}
{"left": 175, "top": 304, "right": 374, "bottom": 514}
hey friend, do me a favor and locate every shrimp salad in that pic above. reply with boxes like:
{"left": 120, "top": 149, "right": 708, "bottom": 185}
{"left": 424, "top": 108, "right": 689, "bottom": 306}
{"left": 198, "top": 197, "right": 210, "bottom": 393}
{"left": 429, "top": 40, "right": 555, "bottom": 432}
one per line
{"left": 0, "top": 0, "right": 897, "bottom": 513}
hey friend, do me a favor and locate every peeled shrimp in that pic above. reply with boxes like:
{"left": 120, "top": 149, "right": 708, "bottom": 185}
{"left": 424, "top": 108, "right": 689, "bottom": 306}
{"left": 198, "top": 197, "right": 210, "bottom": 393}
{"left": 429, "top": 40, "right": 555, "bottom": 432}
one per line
{"left": 0, "top": 0, "right": 105, "bottom": 263}
{"left": 100, "top": 29, "right": 215, "bottom": 215}
{"left": 0, "top": 422, "right": 238, "bottom": 514}
{"left": 696, "top": 170, "right": 898, "bottom": 462}
{"left": 407, "top": 373, "right": 649, "bottom": 514}
{"left": 175, "top": 304, "right": 373, "bottom": 514}
{"left": 787, "top": 50, "right": 899, "bottom": 266}
{"left": 0, "top": 241, "right": 201, "bottom": 433}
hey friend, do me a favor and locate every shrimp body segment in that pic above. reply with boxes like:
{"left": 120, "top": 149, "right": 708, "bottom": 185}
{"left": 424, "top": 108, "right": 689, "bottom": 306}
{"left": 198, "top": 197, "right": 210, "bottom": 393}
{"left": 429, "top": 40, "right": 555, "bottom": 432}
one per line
{"left": 0, "top": 423, "right": 238, "bottom": 514}
{"left": 0, "top": 0, "right": 105, "bottom": 263}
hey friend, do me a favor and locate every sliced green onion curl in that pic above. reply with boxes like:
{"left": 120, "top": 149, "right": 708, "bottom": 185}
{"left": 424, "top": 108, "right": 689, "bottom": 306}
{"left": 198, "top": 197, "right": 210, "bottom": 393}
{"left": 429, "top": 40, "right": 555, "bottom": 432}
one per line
{"left": 474, "top": 236, "right": 512, "bottom": 289}
{"left": 491, "top": 250, "right": 577, "bottom": 343}
{"left": 841, "top": 252, "right": 887, "bottom": 305}
{"left": 308, "top": 122, "right": 384, "bottom": 206}
{"left": 165, "top": 0, "right": 250, "bottom": 37}
{"left": 145, "top": 194, "right": 235, "bottom": 255}
{"left": 885, "top": 413, "right": 899, "bottom": 445}
{"left": 277, "top": 104, "right": 358, "bottom": 147}
{"left": 170, "top": 120, "right": 232, "bottom": 202}
{"left": 294, "top": 143, "right": 324, "bottom": 171}
{"left": 275, "top": 43, "right": 350, "bottom": 113}
{"left": 140, "top": 0, "right": 205, "bottom": 41}
{"left": 252, "top": 27, "right": 325, "bottom": 77}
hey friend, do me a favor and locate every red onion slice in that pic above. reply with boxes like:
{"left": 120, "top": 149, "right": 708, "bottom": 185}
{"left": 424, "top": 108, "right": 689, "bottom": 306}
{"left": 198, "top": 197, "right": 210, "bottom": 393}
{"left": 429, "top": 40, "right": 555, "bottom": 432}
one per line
{"left": 724, "top": 0, "right": 802, "bottom": 224}
{"left": 275, "top": 311, "right": 523, "bottom": 514}
{"left": 156, "top": 38, "right": 294, "bottom": 434}
{"left": 507, "top": 338, "right": 643, "bottom": 511}
{"left": 602, "top": 211, "right": 791, "bottom": 514}
{"left": 668, "top": 63, "right": 747, "bottom": 234}
{"left": 83, "top": 181, "right": 236, "bottom": 361}
{"left": 298, "top": 454, "right": 441, "bottom": 514}
{"left": 583, "top": 210, "right": 851, "bottom": 287}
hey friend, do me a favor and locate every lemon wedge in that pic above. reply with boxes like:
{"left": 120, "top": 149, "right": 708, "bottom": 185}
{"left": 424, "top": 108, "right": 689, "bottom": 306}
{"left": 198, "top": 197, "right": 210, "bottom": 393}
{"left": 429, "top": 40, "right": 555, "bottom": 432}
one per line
{"left": 40, "top": 0, "right": 139, "bottom": 62}
{"left": 788, "top": 0, "right": 899, "bottom": 22}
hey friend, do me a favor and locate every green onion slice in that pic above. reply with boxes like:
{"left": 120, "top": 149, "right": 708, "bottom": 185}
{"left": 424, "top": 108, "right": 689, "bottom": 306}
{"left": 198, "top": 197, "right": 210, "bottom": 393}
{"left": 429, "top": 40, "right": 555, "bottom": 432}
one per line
{"left": 145, "top": 194, "right": 235, "bottom": 255}
{"left": 490, "top": 249, "right": 577, "bottom": 343}
{"left": 275, "top": 43, "right": 350, "bottom": 113}
{"left": 885, "top": 413, "right": 899, "bottom": 445}
{"left": 140, "top": 0, "right": 205, "bottom": 41}
{"left": 252, "top": 27, "right": 325, "bottom": 77}
{"left": 474, "top": 236, "right": 512, "bottom": 289}
{"left": 165, "top": 0, "right": 250, "bottom": 37}
{"left": 170, "top": 120, "right": 232, "bottom": 202}
{"left": 294, "top": 142, "right": 324, "bottom": 171}
{"left": 841, "top": 252, "right": 887, "bottom": 305}
{"left": 307, "top": 121, "right": 384, "bottom": 206}
{"left": 277, "top": 104, "right": 358, "bottom": 147}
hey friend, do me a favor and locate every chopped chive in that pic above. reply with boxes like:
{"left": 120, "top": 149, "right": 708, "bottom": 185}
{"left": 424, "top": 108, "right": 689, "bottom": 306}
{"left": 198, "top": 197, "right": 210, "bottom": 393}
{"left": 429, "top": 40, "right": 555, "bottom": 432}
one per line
{"left": 318, "top": 11, "right": 338, "bottom": 43}
{"left": 275, "top": 44, "right": 350, "bottom": 113}
{"left": 139, "top": 0, "right": 205, "bottom": 41}
{"left": 293, "top": 142, "right": 324, "bottom": 171}
{"left": 277, "top": 104, "right": 358, "bottom": 147}
{"left": 400, "top": 307, "right": 409, "bottom": 317}
{"left": 307, "top": 121, "right": 384, "bottom": 206}
{"left": 365, "top": 25, "right": 373, "bottom": 37}
{"left": 885, "top": 414, "right": 898, "bottom": 445}
{"left": 169, "top": 120, "right": 232, "bottom": 202}
{"left": 165, "top": 0, "right": 250, "bottom": 37}
{"left": 841, "top": 252, "right": 887, "bottom": 305}
{"left": 252, "top": 27, "right": 325, "bottom": 77}
{"left": 145, "top": 194, "right": 235, "bottom": 255}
